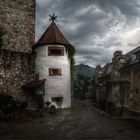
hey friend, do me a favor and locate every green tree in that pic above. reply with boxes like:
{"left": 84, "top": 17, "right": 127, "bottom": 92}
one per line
{"left": 73, "top": 74, "right": 91, "bottom": 99}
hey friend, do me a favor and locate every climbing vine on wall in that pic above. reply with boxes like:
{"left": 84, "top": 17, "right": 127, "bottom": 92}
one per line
{"left": 0, "top": 28, "right": 4, "bottom": 48}
{"left": 66, "top": 45, "right": 76, "bottom": 90}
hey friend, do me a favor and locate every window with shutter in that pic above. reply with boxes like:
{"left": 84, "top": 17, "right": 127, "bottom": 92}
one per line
{"left": 48, "top": 46, "right": 64, "bottom": 56}
{"left": 49, "top": 68, "right": 62, "bottom": 76}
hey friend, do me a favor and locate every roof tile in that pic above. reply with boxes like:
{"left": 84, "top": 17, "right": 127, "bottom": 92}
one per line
{"left": 35, "top": 22, "right": 70, "bottom": 47}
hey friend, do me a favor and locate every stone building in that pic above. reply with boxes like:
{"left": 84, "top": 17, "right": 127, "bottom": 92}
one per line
{"left": 119, "top": 47, "right": 140, "bottom": 115}
{"left": 0, "top": 0, "right": 35, "bottom": 52}
{"left": 92, "top": 46, "right": 140, "bottom": 116}
{"left": 0, "top": 0, "right": 36, "bottom": 109}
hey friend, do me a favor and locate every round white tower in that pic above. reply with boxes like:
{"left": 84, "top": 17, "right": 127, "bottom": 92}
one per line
{"left": 34, "top": 15, "right": 74, "bottom": 108}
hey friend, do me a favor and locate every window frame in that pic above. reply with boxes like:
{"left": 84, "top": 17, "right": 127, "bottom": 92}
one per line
{"left": 49, "top": 68, "right": 62, "bottom": 76}
{"left": 48, "top": 46, "right": 64, "bottom": 56}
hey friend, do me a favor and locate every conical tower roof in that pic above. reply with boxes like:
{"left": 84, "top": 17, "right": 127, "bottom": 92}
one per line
{"left": 35, "top": 21, "right": 71, "bottom": 48}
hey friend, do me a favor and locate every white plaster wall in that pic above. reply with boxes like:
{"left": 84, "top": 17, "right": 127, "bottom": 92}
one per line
{"left": 35, "top": 45, "right": 71, "bottom": 108}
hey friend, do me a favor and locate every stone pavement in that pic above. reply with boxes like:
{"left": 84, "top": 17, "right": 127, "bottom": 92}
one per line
{"left": 0, "top": 99, "right": 140, "bottom": 140}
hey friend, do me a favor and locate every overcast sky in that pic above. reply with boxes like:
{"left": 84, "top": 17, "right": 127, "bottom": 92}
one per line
{"left": 36, "top": 0, "right": 140, "bottom": 67}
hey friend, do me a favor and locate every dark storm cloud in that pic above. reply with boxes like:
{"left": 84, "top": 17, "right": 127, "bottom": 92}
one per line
{"left": 94, "top": 0, "right": 140, "bottom": 18}
{"left": 36, "top": 0, "right": 140, "bottom": 67}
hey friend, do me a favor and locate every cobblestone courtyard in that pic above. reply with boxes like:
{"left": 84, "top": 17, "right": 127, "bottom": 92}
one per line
{"left": 0, "top": 99, "right": 140, "bottom": 140}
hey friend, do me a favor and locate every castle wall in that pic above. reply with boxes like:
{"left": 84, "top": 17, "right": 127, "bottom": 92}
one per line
{"left": 0, "top": 49, "right": 35, "bottom": 100}
{"left": 0, "top": 0, "right": 35, "bottom": 52}
{"left": 35, "top": 45, "right": 71, "bottom": 108}
{"left": 0, "top": 0, "right": 35, "bottom": 106}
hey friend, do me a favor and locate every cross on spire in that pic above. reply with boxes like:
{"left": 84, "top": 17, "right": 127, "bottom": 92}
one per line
{"left": 49, "top": 13, "right": 57, "bottom": 22}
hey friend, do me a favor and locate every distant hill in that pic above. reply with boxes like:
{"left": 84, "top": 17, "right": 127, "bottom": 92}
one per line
{"left": 74, "top": 64, "right": 95, "bottom": 77}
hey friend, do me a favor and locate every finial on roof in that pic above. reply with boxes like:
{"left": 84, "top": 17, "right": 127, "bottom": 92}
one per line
{"left": 49, "top": 13, "right": 57, "bottom": 22}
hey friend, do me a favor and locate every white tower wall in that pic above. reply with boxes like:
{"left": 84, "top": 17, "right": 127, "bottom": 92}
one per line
{"left": 35, "top": 45, "right": 71, "bottom": 108}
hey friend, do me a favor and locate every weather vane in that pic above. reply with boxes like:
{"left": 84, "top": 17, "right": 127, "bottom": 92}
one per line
{"left": 49, "top": 13, "right": 57, "bottom": 22}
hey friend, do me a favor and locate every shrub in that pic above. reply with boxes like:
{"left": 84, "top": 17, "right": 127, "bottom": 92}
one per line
{"left": 0, "top": 94, "right": 28, "bottom": 117}
{"left": 30, "top": 110, "right": 43, "bottom": 118}
{"left": 16, "top": 101, "right": 28, "bottom": 109}
{"left": 48, "top": 105, "right": 56, "bottom": 114}
{"left": 45, "top": 101, "right": 51, "bottom": 106}
{"left": 0, "top": 94, "right": 17, "bottom": 115}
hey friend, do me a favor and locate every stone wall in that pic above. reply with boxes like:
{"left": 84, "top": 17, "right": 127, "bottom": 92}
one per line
{"left": 111, "top": 51, "right": 125, "bottom": 80}
{"left": 0, "top": 0, "right": 35, "bottom": 52}
{"left": 121, "top": 64, "right": 140, "bottom": 113}
{"left": 93, "top": 48, "right": 140, "bottom": 115}
{"left": 133, "top": 67, "right": 140, "bottom": 112}
{"left": 0, "top": 49, "right": 35, "bottom": 100}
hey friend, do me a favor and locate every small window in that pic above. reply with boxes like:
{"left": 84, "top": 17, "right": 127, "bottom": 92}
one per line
{"left": 49, "top": 68, "right": 62, "bottom": 76}
{"left": 48, "top": 46, "right": 64, "bottom": 56}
